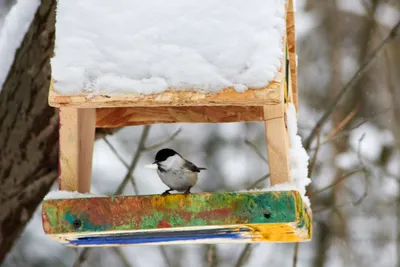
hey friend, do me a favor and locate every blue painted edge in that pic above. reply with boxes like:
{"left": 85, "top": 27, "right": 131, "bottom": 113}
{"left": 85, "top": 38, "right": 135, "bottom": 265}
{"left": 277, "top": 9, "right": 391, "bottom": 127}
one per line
{"left": 69, "top": 227, "right": 252, "bottom": 245}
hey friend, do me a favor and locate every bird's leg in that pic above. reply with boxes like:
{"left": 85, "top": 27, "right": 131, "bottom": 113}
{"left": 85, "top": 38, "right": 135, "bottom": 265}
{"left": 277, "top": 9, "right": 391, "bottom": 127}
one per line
{"left": 184, "top": 187, "right": 192, "bottom": 195}
{"left": 161, "top": 189, "right": 173, "bottom": 196}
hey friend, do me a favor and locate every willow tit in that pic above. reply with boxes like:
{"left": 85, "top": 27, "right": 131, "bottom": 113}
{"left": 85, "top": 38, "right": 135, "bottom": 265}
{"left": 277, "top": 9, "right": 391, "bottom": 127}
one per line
{"left": 145, "top": 148, "right": 206, "bottom": 196}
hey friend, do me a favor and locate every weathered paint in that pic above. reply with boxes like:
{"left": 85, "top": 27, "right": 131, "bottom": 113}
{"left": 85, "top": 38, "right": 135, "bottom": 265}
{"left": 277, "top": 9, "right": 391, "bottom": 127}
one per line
{"left": 69, "top": 227, "right": 250, "bottom": 246}
{"left": 43, "top": 191, "right": 297, "bottom": 233}
{"left": 295, "top": 191, "right": 312, "bottom": 238}
{"left": 42, "top": 191, "right": 312, "bottom": 246}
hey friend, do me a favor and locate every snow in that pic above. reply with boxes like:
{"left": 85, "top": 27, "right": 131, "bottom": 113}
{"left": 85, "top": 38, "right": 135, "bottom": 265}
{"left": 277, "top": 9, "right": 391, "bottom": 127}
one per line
{"left": 0, "top": 0, "right": 40, "bottom": 90}
{"left": 51, "top": 0, "right": 286, "bottom": 95}
{"left": 239, "top": 182, "right": 297, "bottom": 193}
{"left": 4, "top": 1, "right": 399, "bottom": 265}
{"left": 376, "top": 4, "right": 400, "bottom": 28}
{"left": 44, "top": 190, "right": 106, "bottom": 200}
{"left": 286, "top": 103, "right": 311, "bottom": 206}
{"left": 238, "top": 103, "right": 311, "bottom": 207}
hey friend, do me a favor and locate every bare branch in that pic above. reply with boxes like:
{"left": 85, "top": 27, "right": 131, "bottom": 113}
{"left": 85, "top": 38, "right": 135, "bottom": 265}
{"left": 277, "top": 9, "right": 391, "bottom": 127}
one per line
{"left": 304, "top": 19, "right": 400, "bottom": 150}
{"left": 325, "top": 104, "right": 360, "bottom": 141}
{"left": 144, "top": 128, "right": 182, "bottom": 151}
{"left": 308, "top": 128, "right": 321, "bottom": 178}
{"left": 72, "top": 248, "right": 90, "bottom": 267}
{"left": 103, "top": 137, "right": 138, "bottom": 194}
{"left": 312, "top": 201, "right": 355, "bottom": 214}
{"left": 245, "top": 139, "right": 268, "bottom": 163}
{"left": 115, "top": 126, "right": 151, "bottom": 195}
{"left": 243, "top": 137, "right": 271, "bottom": 190}
{"left": 310, "top": 169, "right": 362, "bottom": 197}
{"left": 354, "top": 134, "right": 370, "bottom": 205}
{"left": 247, "top": 173, "right": 270, "bottom": 189}
{"left": 235, "top": 244, "right": 254, "bottom": 267}
{"left": 293, "top": 242, "right": 299, "bottom": 267}
{"left": 308, "top": 106, "right": 392, "bottom": 152}
{"left": 159, "top": 246, "right": 173, "bottom": 267}
{"left": 311, "top": 135, "right": 371, "bottom": 213}
{"left": 205, "top": 244, "right": 218, "bottom": 267}
{"left": 112, "top": 248, "right": 135, "bottom": 267}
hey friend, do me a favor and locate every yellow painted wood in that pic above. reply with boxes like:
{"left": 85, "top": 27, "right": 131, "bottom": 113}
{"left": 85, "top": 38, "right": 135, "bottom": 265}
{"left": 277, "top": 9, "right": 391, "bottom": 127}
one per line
{"left": 44, "top": 0, "right": 311, "bottom": 248}
{"left": 42, "top": 191, "right": 312, "bottom": 246}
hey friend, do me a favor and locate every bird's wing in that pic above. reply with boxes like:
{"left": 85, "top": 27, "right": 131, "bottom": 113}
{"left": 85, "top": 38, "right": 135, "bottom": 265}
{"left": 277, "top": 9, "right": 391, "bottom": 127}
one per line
{"left": 183, "top": 160, "right": 206, "bottom": 172}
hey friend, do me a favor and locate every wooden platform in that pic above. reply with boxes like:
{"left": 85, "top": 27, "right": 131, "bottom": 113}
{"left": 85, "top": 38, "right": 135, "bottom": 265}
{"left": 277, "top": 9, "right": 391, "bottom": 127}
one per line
{"left": 95, "top": 106, "right": 265, "bottom": 127}
{"left": 49, "top": 77, "right": 283, "bottom": 108}
{"left": 48, "top": 0, "right": 298, "bottom": 109}
{"left": 42, "top": 0, "right": 311, "bottom": 246}
{"left": 42, "top": 191, "right": 311, "bottom": 246}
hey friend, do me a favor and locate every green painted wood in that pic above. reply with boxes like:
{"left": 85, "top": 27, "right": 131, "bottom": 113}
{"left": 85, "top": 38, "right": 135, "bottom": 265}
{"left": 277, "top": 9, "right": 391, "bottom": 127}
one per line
{"left": 43, "top": 191, "right": 304, "bottom": 234}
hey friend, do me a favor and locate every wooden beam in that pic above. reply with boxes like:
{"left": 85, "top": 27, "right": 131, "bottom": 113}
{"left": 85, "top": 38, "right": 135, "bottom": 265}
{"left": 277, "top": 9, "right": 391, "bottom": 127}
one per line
{"left": 42, "top": 191, "right": 311, "bottom": 246}
{"left": 48, "top": 76, "right": 283, "bottom": 108}
{"left": 96, "top": 106, "right": 264, "bottom": 127}
{"left": 59, "top": 108, "right": 96, "bottom": 192}
{"left": 264, "top": 33, "right": 291, "bottom": 185}
{"left": 264, "top": 104, "right": 291, "bottom": 186}
{"left": 286, "top": 0, "right": 298, "bottom": 111}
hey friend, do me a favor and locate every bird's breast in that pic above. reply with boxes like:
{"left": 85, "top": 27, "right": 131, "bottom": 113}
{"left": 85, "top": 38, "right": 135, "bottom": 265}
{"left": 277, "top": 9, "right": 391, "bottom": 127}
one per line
{"left": 157, "top": 169, "right": 198, "bottom": 191}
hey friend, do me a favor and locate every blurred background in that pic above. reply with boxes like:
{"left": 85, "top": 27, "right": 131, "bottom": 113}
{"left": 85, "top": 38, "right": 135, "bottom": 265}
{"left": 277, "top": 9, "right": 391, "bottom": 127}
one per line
{"left": 1, "top": 0, "right": 400, "bottom": 266}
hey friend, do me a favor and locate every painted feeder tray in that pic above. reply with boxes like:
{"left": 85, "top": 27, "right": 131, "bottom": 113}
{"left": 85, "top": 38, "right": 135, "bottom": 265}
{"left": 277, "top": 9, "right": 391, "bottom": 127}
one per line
{"left": 43, "top": 191, "right": 310, "bottom": 246}
{"left": 42, "top": 0, "right": 312, "bottom": 246}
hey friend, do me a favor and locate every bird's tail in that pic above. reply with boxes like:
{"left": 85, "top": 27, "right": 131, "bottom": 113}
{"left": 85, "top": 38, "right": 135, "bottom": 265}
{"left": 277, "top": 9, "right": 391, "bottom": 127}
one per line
{"left": 198, "top": 167, "right": 207, "bottom": 170}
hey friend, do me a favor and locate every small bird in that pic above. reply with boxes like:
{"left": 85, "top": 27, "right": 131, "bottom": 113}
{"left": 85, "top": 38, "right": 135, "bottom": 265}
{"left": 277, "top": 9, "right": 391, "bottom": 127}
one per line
{"left": 146, "top": 148, "right": 206, "bottom": 196}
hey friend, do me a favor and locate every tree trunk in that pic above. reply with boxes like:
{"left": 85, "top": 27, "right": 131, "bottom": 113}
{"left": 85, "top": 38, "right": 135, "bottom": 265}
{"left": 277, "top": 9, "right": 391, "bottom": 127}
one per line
{"left": 0, "top": 0, "right": 58, "bottom": 262}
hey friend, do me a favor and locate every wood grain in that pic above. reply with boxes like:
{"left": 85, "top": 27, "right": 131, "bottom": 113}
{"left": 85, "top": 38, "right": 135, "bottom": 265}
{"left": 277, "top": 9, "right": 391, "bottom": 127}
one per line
{"left": 46, "top": 4, "right": 296, "bottom": 111}
{"left": 48, "top": 33, "right": 287, "bottom": 109}
{"left": 264, "top": 105, "right": 291, "bottom": 186}
{"left": 287, "top": 0, "right": 298, "bottom": 111}
{"left": 42, "top": 191, "right": 312, "bottom": 246}
{"left": 59, "top": 108, "right": 96, "bottom": 192}
{"left": 48, "top": 75, "right": 283, "bottom": 108}
{"left": 96, "top": 106, "right": 265, "bottom": 127}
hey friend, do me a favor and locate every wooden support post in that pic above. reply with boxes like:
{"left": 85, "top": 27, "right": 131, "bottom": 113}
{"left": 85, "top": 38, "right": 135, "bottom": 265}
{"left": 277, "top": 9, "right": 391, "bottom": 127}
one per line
{"left": 59, "top": 108, "right": 96, "bottom": 192}
{"left": 286, "top": 0, "right": 298, "bottom": 111}
{"left": 96, "top": 106, "right": 265, "bottom": 127}
{"left": 264, "top": 105, "right": 291, "bottom": 186}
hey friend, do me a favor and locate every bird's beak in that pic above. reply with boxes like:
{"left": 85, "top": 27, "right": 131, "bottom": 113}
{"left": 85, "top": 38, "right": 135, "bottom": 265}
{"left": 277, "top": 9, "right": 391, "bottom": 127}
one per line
{"left": 144, "top": 162, "right": 158, "bottom": 169}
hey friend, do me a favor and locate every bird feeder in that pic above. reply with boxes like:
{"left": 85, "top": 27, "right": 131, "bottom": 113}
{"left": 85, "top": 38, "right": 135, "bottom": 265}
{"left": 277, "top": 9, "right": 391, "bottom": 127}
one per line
{"left": 42, "top": 0, "right": 312, "bottom": 246}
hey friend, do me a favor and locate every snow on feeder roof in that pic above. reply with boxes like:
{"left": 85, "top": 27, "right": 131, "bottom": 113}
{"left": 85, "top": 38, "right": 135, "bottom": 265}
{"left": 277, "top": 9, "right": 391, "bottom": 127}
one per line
{"left": 51, "top": 0, "right": 287, "bottom": 96}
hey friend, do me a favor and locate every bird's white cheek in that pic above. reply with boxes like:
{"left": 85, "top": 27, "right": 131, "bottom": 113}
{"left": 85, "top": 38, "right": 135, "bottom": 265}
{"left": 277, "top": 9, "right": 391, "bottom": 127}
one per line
{"left": 144, "top": 163, "right": 158, "bottom": 169}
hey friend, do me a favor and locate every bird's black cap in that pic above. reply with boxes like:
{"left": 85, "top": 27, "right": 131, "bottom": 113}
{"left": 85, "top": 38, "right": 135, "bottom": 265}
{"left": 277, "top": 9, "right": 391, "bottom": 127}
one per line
{"left": 154, "top": 148, "right": 179, "bottom": 163}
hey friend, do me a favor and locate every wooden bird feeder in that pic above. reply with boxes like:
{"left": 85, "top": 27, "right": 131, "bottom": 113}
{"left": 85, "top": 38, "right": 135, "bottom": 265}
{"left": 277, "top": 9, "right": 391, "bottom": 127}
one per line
{"left": 42, "top": 0, "right": 312, "bottom": 246}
